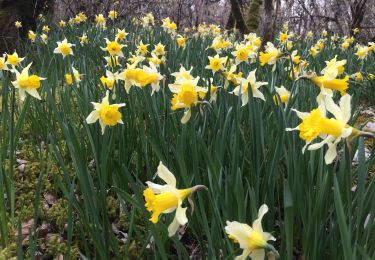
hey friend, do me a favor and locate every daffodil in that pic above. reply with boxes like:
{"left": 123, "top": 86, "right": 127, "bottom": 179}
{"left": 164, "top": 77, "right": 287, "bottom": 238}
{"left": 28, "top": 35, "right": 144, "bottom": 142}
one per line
{"left": 223, "top": 65, "right": 243, "bottom": 87}
{"left": 176, "top": 35, "right": 187, "bottom": 47}
{"left": 306, "top": 31, "right": 313, "bottom": 38}
{"left": 119, "top": 63, "right": 163, "bottom": 94}
{"left": 144, "top": 162, "right": 206, "bottom": 237}
{"left": 11, "top": 63, "right": 45, "bottom": 101}
{"left": 95, "top": 14, "right": 106, "bottom": 28}
{"left": 40, "top": 33, "right": 48, "bottom": 44}
{"left": 356, "top": 46, "right": 369, "bottom": 59}
{"left": 169, "top": 77, "right": 207, "bottom": 123}
{"left": 153, "top": 42, "right": 166, "bottom": 57}
{"left": 54, "top": 38, "right": 74, "bottom": 58}
{"left": 290, "top": 50, "right": 300, "bottom": 64}
{"left": 42, "top": 25, "right": 50, "bottom": 33}
{"left": 309, "top": 46, "right": 319, "bottom": 57}
{"left": 205, "top": 55, "right": 227, "bottom": 73}
{"left": 287, "top": 94, "right": 355, "bottom": 164}
{"left": 28, "top": 30, "right": 36, "bottom": 42}
{"left": 15, "top": 21, "right": 22, "bottom": 28}
{"left": 100, "top": 70, "right": 119, "bottom": 89}
{"left": 108, "top": 10, "right": 118, "bottom": 20}
{"left": 116, "top": 29, "right": 128, "bottom": 41}
{"left": 274, "top": 86, "right": 290, "bottom": 105}
{"left": 231, "top": 69, "right": 267, "bottom": 106}
{"left": 65, "top": 67, "right": 81, "bottom": 86}
{"left": 59, "top": 20, "right": 66, "bottom": 28}
{"left": 104, "top": 56, "right": 120, "bottom": 69}
{"left": 353, "top": 72, "right": 363, "bottom": 81}
{"left": 86, "top": 91, "right": 125, "bottom": 134}
{"left": 101, "top": 39, "right": 125, "bottom": 57}
{"left": 232, "top": 44, "right": 250, "bottom": 64}
{"left": 6, "top": 51, "right": 24, "bottom": 67}
{"left": 259, "top": 42, "right": 281, "bottom": 66}
{"left": 171, "top": 66, "right": 193, "bottom": 82}
{"left": 279, "top": 32, "right": 289, "bottom": 42}
{"left": 79, "top": 33, "right": 89, "bottom": 45}
{"left": 0, "top": 55, "right": 8, "bottom": 71}
{"left": 137, "top": 41, "right": 149, "bottom": 56}
{"left": 225, "top": 204, "right": 278, "bottom": 260}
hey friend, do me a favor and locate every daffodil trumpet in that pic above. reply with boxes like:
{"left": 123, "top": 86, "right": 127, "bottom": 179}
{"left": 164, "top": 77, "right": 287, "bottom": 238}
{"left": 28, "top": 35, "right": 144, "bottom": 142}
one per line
{"left": 144, "top": 162, "right": 207, "bottom": 237}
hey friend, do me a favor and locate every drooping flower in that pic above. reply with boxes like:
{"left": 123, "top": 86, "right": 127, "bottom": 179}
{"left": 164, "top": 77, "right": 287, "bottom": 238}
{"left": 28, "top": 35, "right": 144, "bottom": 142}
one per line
{"left": 273, "top": 86, "right": 290, "bottom": 105}
{"left": 65, "top": 67, "right": 81, "bottom": 86}
{"left": 54, "top": 38, "right": 74, "bottom": 58}
{"left": 11, "top": 63, "right": 45, "bottom": 101}
{"left": 287, "top": 94, "right": 355, "bottom": 164}
{"left": 225, "top": 204, "right": 278, "bottom": 260}
{"left": 100, "top": 70, "right": 119, "bottom": 89}
{"left": 0, "top": 55, "right": 8, "bottom": 71}
{"left": 231, "top": 69, "right": 267, "bottom": 106}
{"left": 40, "top": 33, "right": 48, "bottom": 44}
{"left": 176, "top": 35, "right": 187, "bottom": 47}
{"left": 356, "top": 46, "right": 369, "bottom": 60}
{"left": 28, "top": 30, "right": 36, "bottom": 42}
{"left": 86, "top": 91, "right": 125, "bottom": 134}
{"left": 144, "top": 162, "right": 206, "bottom": 237}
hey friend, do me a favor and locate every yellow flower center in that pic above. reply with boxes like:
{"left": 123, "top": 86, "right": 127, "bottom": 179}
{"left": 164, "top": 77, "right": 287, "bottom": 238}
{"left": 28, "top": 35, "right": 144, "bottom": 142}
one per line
{"left": 107, "top": 41, "right": 121, "bottom": 55}
{"left": 279, "top": 33, "right": 288, "bottom": 42}
{"left": 177, "top": 38, "right": 186, "bottom": 47}
{"left": 143, "top": 187, "right": 192, "bottom": 223}
{"left": 178, "top": 82, "right": 197, "bottom": 106}
{"left": 28, "top": 75, "right": 41, "bottom": 89}
{"left": 138, "top": 44, "right": 148, "bottom": 55}
{"left": 59, "top": 43, "right": 71, "bottom": 56}
{"left": 100, "top": 76, "right": 115, "bottom": 89}
{"left": 209, "top": 58, "right": 222, "bottom": 71}
{"left": 99, "top": 104, "right": 121, "bottom": 126}
{"left": 299, "top": 108, "right": 343, "bottom": 142}
{"left": 65, "top": 74, "right": 73, "bottom": 85}
{"left": 18, "top": 75, "right": 30, "bottom": 88}
{"left": 7, "top": 55, "right": 19, "bottom": 65}
{"left": 248, "top": 231, "right": 267, "bottom": 250}
{"left": 237, "top": 49, "right": 249, "bottom": 61}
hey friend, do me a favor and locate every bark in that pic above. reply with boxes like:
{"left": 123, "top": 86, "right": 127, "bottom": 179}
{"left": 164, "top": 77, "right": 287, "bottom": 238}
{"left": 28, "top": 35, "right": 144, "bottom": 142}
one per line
{"left": 228, "top": 0, "right": 248, "bottom": 34}
{"left": 261, "top": 0, "right": 276, "bottom": 44}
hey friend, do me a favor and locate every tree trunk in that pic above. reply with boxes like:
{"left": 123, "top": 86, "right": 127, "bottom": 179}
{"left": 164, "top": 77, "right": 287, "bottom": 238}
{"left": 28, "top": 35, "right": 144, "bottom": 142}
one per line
{"left": 228, "top": 0, "right": 248, "bottom": 34}
{"left": 261, "top": 0, "right": 275, "bottom": 45}
{"left": 246, "top": 0, "right": 262, "bottom": 33}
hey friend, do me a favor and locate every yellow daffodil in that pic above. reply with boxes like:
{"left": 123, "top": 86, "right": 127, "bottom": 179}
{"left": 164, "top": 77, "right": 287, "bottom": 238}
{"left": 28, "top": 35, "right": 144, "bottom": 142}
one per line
{"left": 40, "top": 33, "right": 48, "bottom": 44}
{"left": 65, "top": 67, "right": 81, "bottom": 86}
{"left": 225, "top": 204, "right": 278, "bottom": 260}
{"left": 104, "top": 56, "right": 120, "bottom": 69}
{"left": 205, "top": 55, "right": 227, "bottom": 73}
{"left": 176, "top": 35, "right": 187, "bottom": 47}
{"left": 153, "top": 42, "right": 166, "bottom": 57}
{"left": 306, "top": 31, "right": 313, "bottom": 38}
{"left": 15, "top": 21, "right": 22, "bottom": 28}
{"left": 119, "top": 63, "right": 163, "bottom": 94}
{"left": 169, "top": 77, "right": 207, "bottom": 123}
{"left": 259, "top": 42, "right": 281, "bottom": 66}
{"left": 322, "top": 30, "right": 328, "bottom": 37}
{"left": 79, "top": 34, "right": 89, "bottom": 45}
{"left": 274, "top": 86, "right": 290, "bottom": 105}
{"left": 101, "top": 39, "right": 125, "bottom": 57}
{"left": 231, "top": 69, "right": 267, "bottom": 106}
{"left": 0, "top": 55, "right": 8, "bottom": 71}
{"left": 137, "top": 41, "right": 149, "bottom": 56}
{"left": 356, "top": 46, "right": 369, "bottom": 59}
{"left": 100, "top": 70, "right": 119, "bottom": 89}
{"left": 95, "top": 14, "right": 106, "bottom": 27}
{"left": 54, "top": 38, "right": 74, "bottom": 58}
{"left": 309, "top": 46, "right": 319, "bottom": 57}
{"left": 171, "top": 66, "right": 193, "bottom": 82}
{"left": 28, "top": 30, "right": 36, "bottom": 42}
{"left": 59, "top": 20, "right": 66, "bottom": 28}
{"left": 287, "top": 94, "right": 355, "bottom": 164}
{"left": 108, "top": 10, "right": 118, "bottom": 20}
{"left": 6, "top": 51, "right": 24, "bottom": 67}
{"left": 290, "top": 50, "right": 300, "bottom": 64}
{"left": 11, "top": 63, "right": 45, "bottom": 101}
{"left": 42, "top": 25, "right": 50, "bottom": 33}
{"left": 116, "top": 29, "right": 128, "bottom": 41}
{"left": 86, "top": 91, "right": 125, "bottom": 134}
{"left": 353, "top": 72, "right": 363, "bottom": 81}
{"left": 144, "top": 162, "right": 206, "bottom": 236}
{"left": 279, "top": 32, "right": 289, "bottom": 42}
{"left": 224, "top": 65, "right": 243, "bottom": 87}
{"left": 232, "top": 44, "right": 250, "bottom": 64}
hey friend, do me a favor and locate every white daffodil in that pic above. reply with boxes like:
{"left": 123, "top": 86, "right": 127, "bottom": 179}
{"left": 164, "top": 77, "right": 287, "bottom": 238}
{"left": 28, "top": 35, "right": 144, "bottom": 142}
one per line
{"left": 231, "top": 69, "right": 267, "bottom": 106}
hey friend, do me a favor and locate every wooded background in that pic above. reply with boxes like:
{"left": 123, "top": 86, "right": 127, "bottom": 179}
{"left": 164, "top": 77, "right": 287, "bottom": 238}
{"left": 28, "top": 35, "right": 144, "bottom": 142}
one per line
{"left": 0, "top": 0, "right": 374, "bottom": 52}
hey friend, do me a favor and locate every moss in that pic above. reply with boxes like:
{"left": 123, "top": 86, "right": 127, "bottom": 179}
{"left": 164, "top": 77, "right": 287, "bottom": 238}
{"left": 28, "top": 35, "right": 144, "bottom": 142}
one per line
{"left": 246, "top": 0, "right": 262, "bottom": 33}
